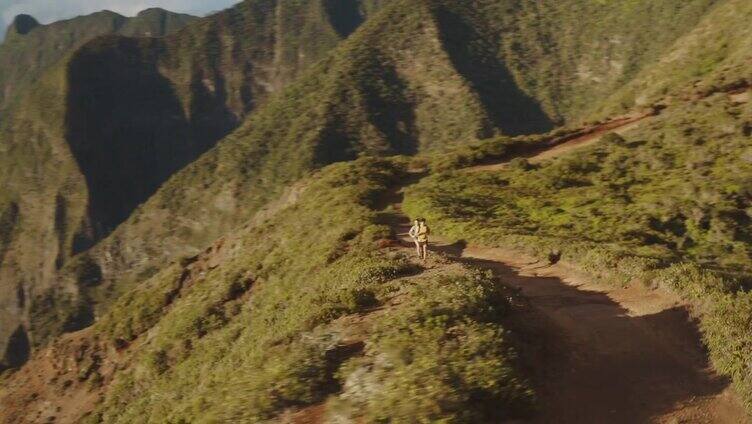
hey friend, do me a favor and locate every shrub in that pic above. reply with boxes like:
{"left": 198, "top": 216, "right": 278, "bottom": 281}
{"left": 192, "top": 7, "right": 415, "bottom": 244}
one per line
{"left": 508, "top": 157, "right": 533, "bottom": 171}
{"left": 336, "top": 270, "right": 534, "bottom": 423}
{"left": 602, "top": 132, "right": 627, "bottom": 145}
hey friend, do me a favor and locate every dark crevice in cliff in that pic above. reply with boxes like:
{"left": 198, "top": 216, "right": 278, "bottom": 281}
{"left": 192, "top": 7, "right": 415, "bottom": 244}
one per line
{"left": 0, "top": 202, "right": 19, "bottom": 264}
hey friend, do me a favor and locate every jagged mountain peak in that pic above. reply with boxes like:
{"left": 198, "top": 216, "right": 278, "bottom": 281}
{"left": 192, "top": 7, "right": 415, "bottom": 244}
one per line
{"left": 137, "top": 7, "right": 172, "bottom": 16}
{"left": 5, "top": 14, "right": 40, "bottom": 38}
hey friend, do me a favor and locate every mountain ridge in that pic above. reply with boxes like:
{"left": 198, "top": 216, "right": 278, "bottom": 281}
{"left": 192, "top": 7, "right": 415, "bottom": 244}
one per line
{"left": 0, "top": 0, "right": 385, "bottom": 368}
{"left": 63, "top": 0, "right": 728, "bottom": 327}
{"left": 2, "top": 0, "right": 752, "bottom": 421}
{"left": 0, "top": 9, "right": 199, "bottom": 111}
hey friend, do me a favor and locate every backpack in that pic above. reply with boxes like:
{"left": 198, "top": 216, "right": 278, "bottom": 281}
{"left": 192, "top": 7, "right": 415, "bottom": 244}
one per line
{"left": 417, "top": 225, "right": 429, "bottom": 242}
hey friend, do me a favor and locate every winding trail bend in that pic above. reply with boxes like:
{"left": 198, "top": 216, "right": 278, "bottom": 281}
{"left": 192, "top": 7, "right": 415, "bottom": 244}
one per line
{"left": 387, "top": 117, "right": 748, "bottom": 423}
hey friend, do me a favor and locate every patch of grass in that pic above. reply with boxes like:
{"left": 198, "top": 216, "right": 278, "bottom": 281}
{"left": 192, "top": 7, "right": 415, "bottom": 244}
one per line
{"left": 701, "top": 290, "right": 752, "bottom": 412}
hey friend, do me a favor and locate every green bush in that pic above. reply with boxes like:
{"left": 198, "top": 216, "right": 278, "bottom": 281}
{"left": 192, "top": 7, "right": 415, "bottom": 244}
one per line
{"left": 701, "top": 291, "right": 752, "bottom": 411}
{"left": 602, "top": 133, "right": 627, "bottom": 146}
{"left": 334, "top": 270, "right": 533, "bottom": 423}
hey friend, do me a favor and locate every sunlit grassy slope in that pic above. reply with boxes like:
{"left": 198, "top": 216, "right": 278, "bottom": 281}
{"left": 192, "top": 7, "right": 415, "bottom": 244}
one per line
{"left": 3, "top": 0, "right": 752, "bottom": 414}
{"left": 404, "top": 91, "right": 752, "bottom": 410}
{"left": 2, "top": 158, "right": 534, "bottom": 422}
{"left": 61, "top": 0, "right": 728, "bottom": 339}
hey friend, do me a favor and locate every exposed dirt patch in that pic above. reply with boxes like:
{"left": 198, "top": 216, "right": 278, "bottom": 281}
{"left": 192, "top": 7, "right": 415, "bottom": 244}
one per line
{"left": 280, "top": 403, "right": 328, "bottom": 424}
{"left": 444, "top": 244, "right": 746, "bottom": 423}
{"left": 525, "top": 117, "right": 647, "bottom": 164}
{"left": 0, "top": 330, "right": 116, "bottom": 424}
{"left": 470, "top": 111, "right": 655, "bottom": 173}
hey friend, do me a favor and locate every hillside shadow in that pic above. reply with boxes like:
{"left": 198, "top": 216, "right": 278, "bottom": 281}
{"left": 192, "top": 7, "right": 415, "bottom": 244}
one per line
{"left": 0, "top": 325, "right": 30, "bottom": 371}
{"left": 323, "top": 0, "right": 365, "bottom": 38}
{"left": 432, "top": 6, "right": 554, "bottom": 136}
{"left": 362, "top": 63, "right": 419, "bottom": 156}
{"left": 315, "top": 120, "right": 360, "bottom": 165}
{"left": 315, "top": 60, "right": 419, "bottom": 164}
{"left": 189, "top": 28, "right": 240, "bottom": 152}
{"left": 432, "top": 245, "right": 733, "bottom": 423}
{"left": 65, "top": 36, "right": 236, "bottom": 247}
{"left": 188, "top": 69, "right": 239, "bottom": 154}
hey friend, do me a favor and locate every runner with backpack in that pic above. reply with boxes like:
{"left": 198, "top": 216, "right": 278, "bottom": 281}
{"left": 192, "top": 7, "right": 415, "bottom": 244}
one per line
{"left": 408, "top": 218, "right": 431, "bottom": 260}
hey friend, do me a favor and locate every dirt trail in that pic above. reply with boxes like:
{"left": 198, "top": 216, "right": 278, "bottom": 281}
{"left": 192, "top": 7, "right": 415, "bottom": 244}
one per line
{"left": 390, "top": 219, "right": 746, "bottom": 423}
{"left": 471, "top": 112, "right": 651, "bottom": 173}
{"left": 450, "top": 245, "right": 745, "bottom": 423}
{"left": 387, "top": 119, "right": 749, "bottom": 423}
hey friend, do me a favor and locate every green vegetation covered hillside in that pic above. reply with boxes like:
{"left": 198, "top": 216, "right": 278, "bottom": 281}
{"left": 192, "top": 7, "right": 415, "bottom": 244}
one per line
{"left": 1, "top": 158, "right": 533, "bottom": 422}
{"left": 0, "top": 9, "right": 197, "bottom": 112}
{"left": 2, "top": 0, "right": 752, "bottom": 421}
{"left": 0, "top": 0, "right": 382, "bottom": 366}
{"left": 0, "top": 6, "right": 198, "bottom": 371}
{"left": 55, "top": 0, "right": 727, "bottom": 347}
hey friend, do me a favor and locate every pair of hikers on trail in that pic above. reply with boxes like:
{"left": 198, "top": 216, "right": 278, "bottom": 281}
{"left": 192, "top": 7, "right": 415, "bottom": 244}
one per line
{"left": 408, "top": 218, "right": 431, "bottom": 260}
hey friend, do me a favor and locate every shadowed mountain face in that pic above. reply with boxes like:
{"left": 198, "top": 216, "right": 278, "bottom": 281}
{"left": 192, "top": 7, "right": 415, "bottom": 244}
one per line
{"left": 58, "top": 0, "right": 382, "bottom": 241}
{"left": 65, "top": 37, "right": 205, "bottom": 238}
{"left": 0, "top": 7, "right": 200, "bottom": 372}
{"left": 1, "top": 326, "right": 29, "bottom": 371}
{"left": 431, "top": 3, "right": 554, "bottom": 135}
{"left": 323, "top": 0, "right": 366, "bottom": 37}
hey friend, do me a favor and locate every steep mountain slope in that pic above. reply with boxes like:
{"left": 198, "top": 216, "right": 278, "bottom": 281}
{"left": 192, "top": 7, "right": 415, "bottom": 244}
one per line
{"left": 0, "top": 0, "right": 382, "bottom": 368}
{"left": 0, "top": 7, "right": 198, "bottom": 372}
{"left": 1, "top": 0, "right": 752, "bottom": 421}
{"left": 597, "top": 0, "right": 752, "bottom": 118}
{"left": 2, "top": 0, "right": 752, "bottom": 411}
{"left": 1, "top": 158, "right": 534, "bottom": 423}
{"left": 493, "top": 0, "right": 721, "bottom": 122}
{"left": 63, "top": 0, "right": 549, "bottom": 335}
{"left": 0, "top": 8, "right": 197, "bottom": 112}
{"left": 59, "top": 0, "right": 726, "bottom": 337}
